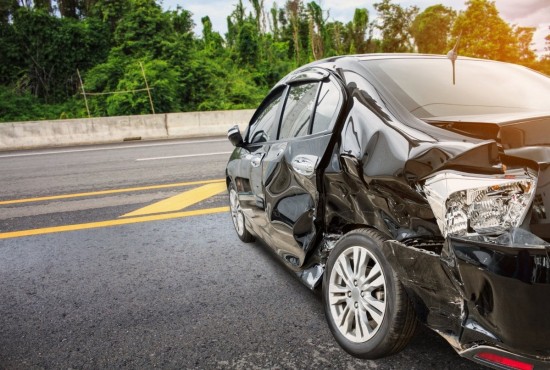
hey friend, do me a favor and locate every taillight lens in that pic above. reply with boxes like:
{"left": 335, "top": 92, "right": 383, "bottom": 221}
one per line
{"left": 423, "top": 169, "right": 537, "bottom": 237}
{"left": 475, "top": 352, "right": 534, "bottom": 370}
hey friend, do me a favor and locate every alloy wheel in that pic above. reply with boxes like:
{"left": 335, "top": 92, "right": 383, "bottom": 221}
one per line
{"left": 328, "top": 246, "right": 387, "bottom": 343}
{"left": 229, "top": 187, "right": 245, "bottom": 236}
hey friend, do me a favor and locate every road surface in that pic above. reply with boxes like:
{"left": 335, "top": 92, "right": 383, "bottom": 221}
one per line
{"left": 0, "top": 138, "right": 483, "bottom": 369}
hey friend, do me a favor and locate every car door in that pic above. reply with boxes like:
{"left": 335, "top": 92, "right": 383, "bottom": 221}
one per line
{"left": 235, "top": 87, "right": 286, "bottom": 237}
{"left": 260, "top": 73, "right": 345, "bottom": 268}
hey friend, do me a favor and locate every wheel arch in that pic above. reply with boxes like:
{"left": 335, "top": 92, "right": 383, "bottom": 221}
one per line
{"left": 318, "top": 225, "right": 415, "bottom": 303}
{"left": 338, "top": 224, "right": 392, "bottom": 240}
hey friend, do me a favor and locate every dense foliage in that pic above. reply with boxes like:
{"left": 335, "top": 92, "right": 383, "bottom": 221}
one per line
{"left": 0, "top": 0, "right": 549, "bottom": 122}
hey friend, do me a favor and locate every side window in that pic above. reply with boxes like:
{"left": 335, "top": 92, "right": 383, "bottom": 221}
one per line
{"left": 279, "top": 82, "right": 319, "bottom": 140}
{"left": 248, "top": 90, "right": 283, "bottom": 144}
{"left": 312, "top": 80, "right": 342, "bottom": 134}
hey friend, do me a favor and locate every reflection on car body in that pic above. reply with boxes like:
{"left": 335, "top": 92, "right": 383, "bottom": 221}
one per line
{"left": 225, "top": 54, "right": 550, "bottom": 369}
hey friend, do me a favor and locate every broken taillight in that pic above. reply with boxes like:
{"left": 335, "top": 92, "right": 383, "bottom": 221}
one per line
{"left": 475, "top": 352, "right": 534, "bottom": 370}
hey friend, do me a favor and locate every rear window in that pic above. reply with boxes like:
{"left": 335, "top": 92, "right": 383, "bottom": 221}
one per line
{"left": 312, "top": 80, "right": 341, "bottom": 134}
{"left": 362, "top": 58, "right": 550, "bottom": 118}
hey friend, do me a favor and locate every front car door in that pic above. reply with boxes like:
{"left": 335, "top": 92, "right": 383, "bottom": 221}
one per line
{"left": 231, "top": 87, "right": 286, "bottom": 237}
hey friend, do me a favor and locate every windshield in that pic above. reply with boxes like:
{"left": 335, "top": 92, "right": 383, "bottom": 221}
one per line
{"left": 362, "top": 58, "right": 550, "bottom": 118}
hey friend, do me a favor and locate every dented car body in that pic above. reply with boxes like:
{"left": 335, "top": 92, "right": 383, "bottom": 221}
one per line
{"left": 225, "top": 54, "right": 550, "bottom": 369}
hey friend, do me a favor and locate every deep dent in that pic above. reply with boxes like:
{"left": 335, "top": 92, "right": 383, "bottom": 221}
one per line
{"left": 306, "top": 68, "right": 550, "bottom": 360}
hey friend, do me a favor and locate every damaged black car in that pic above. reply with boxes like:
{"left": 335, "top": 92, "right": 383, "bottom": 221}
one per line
{"left": 225, "top": 54, "right": 550, "bottom": 369}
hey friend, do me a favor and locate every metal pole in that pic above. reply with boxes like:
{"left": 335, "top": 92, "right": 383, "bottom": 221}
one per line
{"left": 77, "top": 69, "right": 91, "bottom": 118}
{"left": 140, "top": 62, "right": 155, "bottom": 114}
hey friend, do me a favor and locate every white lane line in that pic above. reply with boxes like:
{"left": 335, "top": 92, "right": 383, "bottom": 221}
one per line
{"left": 136, "top": 151, "right": 232, "bottom": 161}
{"left": 0, "top": 139, "right": 228, "bottom": 159}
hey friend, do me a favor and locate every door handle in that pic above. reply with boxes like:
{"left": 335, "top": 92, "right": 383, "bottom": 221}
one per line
{"left": 251, "top": 153, "right": 264, "bottom": 168}
{"left": 291, "top": 155, "right": 318, "bottom": 176}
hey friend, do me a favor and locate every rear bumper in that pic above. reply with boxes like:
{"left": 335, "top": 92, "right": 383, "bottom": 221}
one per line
{"left": 383, "top": 228, "right": 550, "bottom": 367}
{"left": 449, "top": 230, "right": 550, "bottom": 358}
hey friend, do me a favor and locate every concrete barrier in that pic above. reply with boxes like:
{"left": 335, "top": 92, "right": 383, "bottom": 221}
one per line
{"left": 0, "top": 109, "right": 256, "bottom": 150}
{"left": 167, "top": 109, "right": 254, "bottom": 137}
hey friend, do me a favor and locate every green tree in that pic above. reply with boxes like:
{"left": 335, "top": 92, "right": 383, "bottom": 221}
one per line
{"left": 236, "top": 20, "right": 260, "bottom": 66}
{"left": 513, "top": 26, "right": 536, "bottom": 64}
{"left": 346, "top": 8, "right": 370, "bottom": 54}
{"left": 8, "top": 8, "right": 109, "bottom": 102}
{"left": 325, "top": 21, "right": 346, "bottom": 55}
{"left": 306, "top": 1, "right": 326, "bottom": 59}
{"left": 33, "top": 0, "right": 52, "bottom": 13}
{"left": 535, "top": 28, "right": 550, "bottom": 75}
{"left": 4, "top": 0, "right": 545, "bottom": 123}
{"left": 57, "top": 0, "right": 78, "bottom": 18}
{"left": 201, "top": 15, "right": 224, "bottom": 56}
{"left": 411, "top": 4, "right": 455, "bottom": 54}
{"left": 0, "top": 0, "right": 19, "bottom": 23}
{"left": 0, "top": 15, "right": 18, "bottom": 84}
{"left": 105, "top": 59, "right": 180, "bottom": 115}
{"left": 83, "top": 54, "right": 125, "bottom": 116}
{"left": 286, "top": 0, "right": 302, "bottom": 64}
{"left": 91, "top": 0, "right": 130, "bottom": 32}
{"left": 84, "top": 0, "right": 197, "bottom": 116}
{"left": 451, "top": 0, "right": 519, "bottom": 62}
{"left": 270, "top": 3, "right": 279, "bottom": 40}
{"left": 374, "top": 0, "right": 418, "bottom": 52}
{"left": 112, "top": 0, "right": 170, "bottom": 58}
{"left": 248, "top": 0, "right": 264, "bottom": 33}
{"left": 226, "top": 0, "right": 245, "bottom": 48}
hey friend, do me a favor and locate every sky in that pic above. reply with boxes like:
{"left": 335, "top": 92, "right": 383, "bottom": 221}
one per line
{"left": 161, "top": 0, "right": 549, "bottom": 56}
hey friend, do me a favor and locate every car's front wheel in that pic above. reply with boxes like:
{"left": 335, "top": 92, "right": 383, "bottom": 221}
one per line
{"left": 322, "top": 228, "right": 416, "bottom": 359}
{"left": 228, "top": 182, "right": 255, "bottom": 243}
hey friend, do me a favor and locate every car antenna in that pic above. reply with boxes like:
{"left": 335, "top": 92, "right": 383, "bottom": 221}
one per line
{"left": 446, "top": 31, "right": 462, "bottom": 85}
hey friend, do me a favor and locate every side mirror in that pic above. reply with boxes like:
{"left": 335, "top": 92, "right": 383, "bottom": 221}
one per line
{"left": 228, "top": 125, "right": 244, "bottom": 147}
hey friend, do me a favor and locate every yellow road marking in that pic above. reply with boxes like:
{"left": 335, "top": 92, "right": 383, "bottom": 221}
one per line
{"left": 0, "top": 206, "right": 229, "bottom": 239}
{"left": 0, "top": 179, "right": 225, "bottom": 205}
{"left": 121, "top": 182, "right": 227, "bottom": 217}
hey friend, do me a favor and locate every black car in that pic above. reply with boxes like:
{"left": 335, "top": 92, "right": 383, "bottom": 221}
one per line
{"left": 225, "top": 54, "right": 550, "bottom": 369}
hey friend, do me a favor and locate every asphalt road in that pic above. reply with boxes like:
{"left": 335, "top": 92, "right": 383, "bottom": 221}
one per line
{"left": 0, "top": 138, "right": 483, "bottom": 369}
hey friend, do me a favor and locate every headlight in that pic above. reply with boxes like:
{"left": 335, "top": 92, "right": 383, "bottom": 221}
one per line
{"left": 423, "top": 169, "right": 537, "bottom": 237}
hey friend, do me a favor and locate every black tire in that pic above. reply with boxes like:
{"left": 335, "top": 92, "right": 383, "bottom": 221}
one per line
{"left": 322, "top": 228, "right": 417, "bottom": 359}
{"left": 228, "top": 182, "right": 255, "bottom": 243}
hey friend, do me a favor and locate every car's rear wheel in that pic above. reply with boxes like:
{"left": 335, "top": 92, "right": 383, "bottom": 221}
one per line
{"left": 322, "top": 228, "right": 416, "bottom": 359}
{"left": 228, "top": 182, "right": 255, "bottom": 243}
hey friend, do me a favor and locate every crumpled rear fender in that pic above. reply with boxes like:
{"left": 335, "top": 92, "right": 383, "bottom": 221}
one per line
{"left": 382, "top": 229, "right": 550, "bottom": 360}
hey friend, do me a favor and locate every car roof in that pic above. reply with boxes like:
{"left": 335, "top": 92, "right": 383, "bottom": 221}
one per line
{"left": 321, "top": 53, "right": 484, "bottom": 62}
{"left": 279, "top": 53, "right": 491, "bottom": 86}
